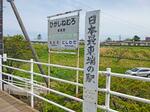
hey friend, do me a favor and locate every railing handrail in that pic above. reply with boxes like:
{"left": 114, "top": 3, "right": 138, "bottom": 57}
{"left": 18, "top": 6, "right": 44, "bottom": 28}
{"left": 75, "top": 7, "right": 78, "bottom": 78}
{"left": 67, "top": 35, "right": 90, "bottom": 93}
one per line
{"left": 0, "top": 56, "right": 150, "bottom": 112}
{"left": 1, "top": 56, "right": 150, "bottom": 82}
{"left": 2, "top": 63, "right": 150, "bottom": 104}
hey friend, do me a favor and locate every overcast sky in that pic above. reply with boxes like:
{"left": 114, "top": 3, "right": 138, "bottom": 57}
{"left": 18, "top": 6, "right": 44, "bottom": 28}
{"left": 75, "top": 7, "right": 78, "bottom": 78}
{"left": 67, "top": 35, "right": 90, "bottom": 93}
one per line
{"left": 3, "top": 0, "right": 150, "bottom": 41}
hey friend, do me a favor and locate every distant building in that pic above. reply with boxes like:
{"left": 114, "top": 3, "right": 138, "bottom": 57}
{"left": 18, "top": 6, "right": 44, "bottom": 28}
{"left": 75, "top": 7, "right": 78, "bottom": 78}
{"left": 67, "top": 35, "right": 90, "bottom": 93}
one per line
{"left": 145, "top": 37, "right": 150, "bottom": 41}
{"left": 79, "top": 39, "right": 85, "bottom": 45}
{"left": 31, "top": 40, "right": 47, "bottom": 45}
{"left": 101, "top": 40, "right": 150, "bottom": 47}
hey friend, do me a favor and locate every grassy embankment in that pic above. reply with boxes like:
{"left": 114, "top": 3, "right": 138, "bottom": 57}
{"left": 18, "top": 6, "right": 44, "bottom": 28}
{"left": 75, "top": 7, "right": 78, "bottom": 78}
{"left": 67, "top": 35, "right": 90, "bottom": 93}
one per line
{"left": 15, "top": 44, "right": 150, "bottom": 112}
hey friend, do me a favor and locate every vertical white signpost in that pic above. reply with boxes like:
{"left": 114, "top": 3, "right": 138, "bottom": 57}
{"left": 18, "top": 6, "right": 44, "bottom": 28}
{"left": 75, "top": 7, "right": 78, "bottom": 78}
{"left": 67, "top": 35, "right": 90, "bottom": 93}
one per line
{"left": 83, "top": 10, "right": 100, "bottom": 112}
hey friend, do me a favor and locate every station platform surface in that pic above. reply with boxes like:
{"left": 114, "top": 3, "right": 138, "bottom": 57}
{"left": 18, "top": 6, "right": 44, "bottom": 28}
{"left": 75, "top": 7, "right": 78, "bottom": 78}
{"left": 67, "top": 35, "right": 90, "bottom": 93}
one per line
{"left": 0, "top": 91, "right": 38, "bottom": 112}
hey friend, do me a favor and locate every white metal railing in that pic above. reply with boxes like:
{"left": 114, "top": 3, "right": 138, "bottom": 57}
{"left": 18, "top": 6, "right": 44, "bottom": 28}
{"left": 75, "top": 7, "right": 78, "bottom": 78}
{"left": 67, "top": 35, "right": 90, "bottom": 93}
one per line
{"left": 0, "top": 55, "right": 150, "bottom": 112}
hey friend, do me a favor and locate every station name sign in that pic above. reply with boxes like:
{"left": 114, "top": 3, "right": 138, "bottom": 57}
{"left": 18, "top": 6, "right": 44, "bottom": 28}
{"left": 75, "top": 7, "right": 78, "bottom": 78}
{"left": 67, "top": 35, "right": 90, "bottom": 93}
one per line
{"left": 48, "top": 15, "right": 79, "bottom": 50}
{"left": 83, "top": 10, "right": 100, "bottom": 112}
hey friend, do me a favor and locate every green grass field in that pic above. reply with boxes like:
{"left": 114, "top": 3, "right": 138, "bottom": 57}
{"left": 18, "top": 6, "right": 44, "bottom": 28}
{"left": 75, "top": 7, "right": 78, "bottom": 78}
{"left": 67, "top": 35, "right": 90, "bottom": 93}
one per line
{"left": 34, "top": 44, "right": 150, "bottom": 73}
{"left": 14, "top": 44, "right": 150, "bottom": 112}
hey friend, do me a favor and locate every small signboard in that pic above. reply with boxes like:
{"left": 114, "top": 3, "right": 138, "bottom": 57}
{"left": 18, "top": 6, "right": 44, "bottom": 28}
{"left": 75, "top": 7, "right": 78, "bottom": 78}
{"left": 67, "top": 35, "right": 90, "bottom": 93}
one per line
{"left": 48, "top": 15, "right": 79, "bottom": 50}
{"left": 83, "top": 10, "right": 100, "bottom": 112}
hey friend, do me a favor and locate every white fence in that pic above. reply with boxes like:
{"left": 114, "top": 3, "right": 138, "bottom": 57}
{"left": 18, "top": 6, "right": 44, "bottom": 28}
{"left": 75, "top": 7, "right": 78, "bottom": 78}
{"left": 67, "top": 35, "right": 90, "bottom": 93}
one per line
{"left": 0, "top": 55, "right": 150, "bottom": 112}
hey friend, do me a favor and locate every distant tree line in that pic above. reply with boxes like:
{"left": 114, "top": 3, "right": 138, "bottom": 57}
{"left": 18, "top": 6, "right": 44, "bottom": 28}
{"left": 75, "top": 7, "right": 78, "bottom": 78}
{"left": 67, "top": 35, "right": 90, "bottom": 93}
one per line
{"left": 106, "top": 35, "right": 141, "bottom": 42}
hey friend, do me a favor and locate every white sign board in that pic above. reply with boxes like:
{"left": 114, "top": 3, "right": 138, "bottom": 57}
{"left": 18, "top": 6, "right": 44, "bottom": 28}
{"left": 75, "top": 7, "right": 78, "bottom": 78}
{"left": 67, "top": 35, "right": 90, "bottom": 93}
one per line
{"left": 83, "top": 10, "right": 100, "bottom": 112}
{"left": 48, "top": 15, "right": 79, "bottom": 50}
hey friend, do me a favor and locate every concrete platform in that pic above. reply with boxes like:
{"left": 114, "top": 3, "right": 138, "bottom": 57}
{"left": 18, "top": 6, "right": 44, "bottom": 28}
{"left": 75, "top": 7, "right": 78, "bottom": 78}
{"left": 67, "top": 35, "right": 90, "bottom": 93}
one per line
{"left": 0, "top": 91, "right": 38, "bottom": 112}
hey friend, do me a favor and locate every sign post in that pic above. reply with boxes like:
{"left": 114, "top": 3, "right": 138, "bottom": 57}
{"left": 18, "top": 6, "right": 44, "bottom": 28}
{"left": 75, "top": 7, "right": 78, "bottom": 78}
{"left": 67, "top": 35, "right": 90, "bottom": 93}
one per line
{"left": 83, "top": 10, "right": 100, "bottom": 112}
{"left": 76, "top": 11, "right": 80, "bottom": 96}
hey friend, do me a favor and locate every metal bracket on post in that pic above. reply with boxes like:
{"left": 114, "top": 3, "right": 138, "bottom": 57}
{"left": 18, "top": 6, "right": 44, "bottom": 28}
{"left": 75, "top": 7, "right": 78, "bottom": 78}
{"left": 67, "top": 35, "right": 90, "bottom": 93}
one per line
{"left": 30, "top": 59, "right": 34, "bottom": 108}
{"left": 105, "top": 68, "right": 111, "bottom": 111}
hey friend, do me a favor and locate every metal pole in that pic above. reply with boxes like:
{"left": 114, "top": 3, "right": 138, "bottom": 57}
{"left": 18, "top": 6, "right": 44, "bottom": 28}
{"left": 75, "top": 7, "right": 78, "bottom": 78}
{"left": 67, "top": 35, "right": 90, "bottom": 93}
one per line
{"left": 0, "top": 1, "right": 3, "bottom": 90}
{"left": 0, "top": 55, "right": 2, "bottom": 91}
{"left": 30, "top": 59, "right": 34, "bottom": 108}
{"left": 48, "top": 49, "right": 51, "bottom": 88}
{"left": 76, "top": 47, "right": 79, "bottom": 95}
{"left": 76, "top": 11, "right": 80, "bottom": 96}
{"left": 47, "top": 17, "right": 51, "bottom": 88}
{"left": 7, "top": 0, "right": 48, "bottom": 86}
{"left": 105, "top": 68, "right": 111, "bottom": 111}
{"left": 0, "top": 0, "right": 3, "bottom": 55}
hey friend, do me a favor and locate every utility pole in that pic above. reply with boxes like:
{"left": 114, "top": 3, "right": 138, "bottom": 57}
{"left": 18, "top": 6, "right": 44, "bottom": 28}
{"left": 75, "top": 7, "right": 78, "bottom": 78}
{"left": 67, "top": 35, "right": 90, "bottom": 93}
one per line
{"left": 119, "top": 35, "right": 122, "bottom": 41}
{"left": 7, "top": 0, "right": 48, "bottom": 86}
{"left": 0, "top": 0, "right": 3, "bottom": 55}
{"left": 119, "top": 35, "right": 122, "bottom": 45}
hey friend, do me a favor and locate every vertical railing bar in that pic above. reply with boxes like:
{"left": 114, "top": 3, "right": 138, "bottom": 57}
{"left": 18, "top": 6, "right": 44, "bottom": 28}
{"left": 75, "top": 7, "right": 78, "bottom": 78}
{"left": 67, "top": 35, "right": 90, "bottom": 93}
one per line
{"left": 105, "top": 68, "right": 111, "bottom": 111}
{"left": 30, "top": 59, "right": 34, "bottom": 108}
{"left": 48, "top": 49, "right": 51, "bottom": 88}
